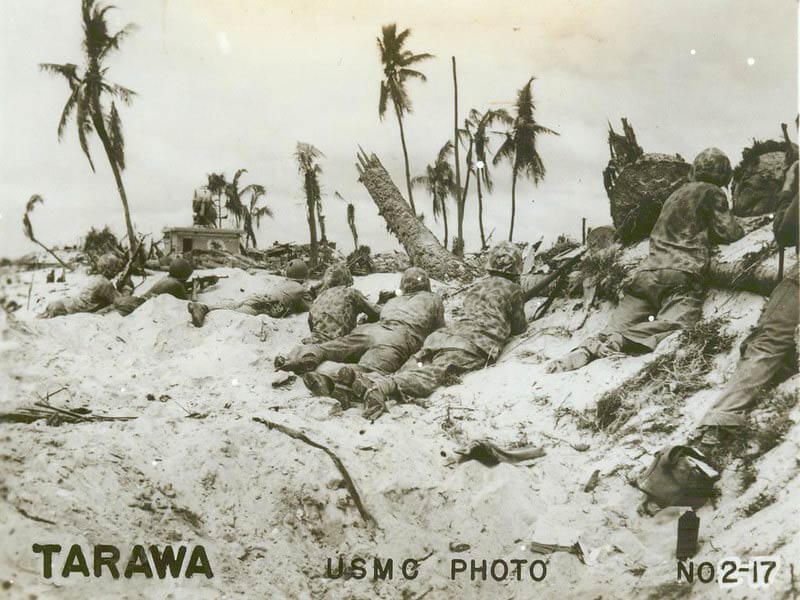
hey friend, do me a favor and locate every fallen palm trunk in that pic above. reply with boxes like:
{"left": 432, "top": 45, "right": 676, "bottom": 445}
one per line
{"left": 356, "top": 149, "right": 477, "bottom": 282}
{"left": 253, "top": 417, "right": 375, "bottom": 527}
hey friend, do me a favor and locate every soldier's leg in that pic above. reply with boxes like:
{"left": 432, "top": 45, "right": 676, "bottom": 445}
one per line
{"left": 546, "top": 291, "right": 653, "bottom": 373}
{"left": 700, "top": 276, "right": 799, "bottom": 428}
{"left": 617, "top": 283, "right": 703, "bottom": 352}
{"left": 279, "top": 330, "right": 374, "bottom": 373}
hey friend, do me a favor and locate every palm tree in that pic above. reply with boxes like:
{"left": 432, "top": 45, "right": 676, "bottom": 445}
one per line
{"left": 470, "top": 108, "right": 512, "bottom": 248}
{"left": 242, "top": 185, "right": 272, "bottom": 249}
{"left": 206, "top": 172, "right": 228, "bottom": 228}
{"left": 493, "top": 77, "right": 558, "bottom": 241}
{"left": 377, "top": 23, "right": 433, "bottom": 216}
{"left": 412, "top": 141, "right": 457, "bottom": 250}
{"left": 40, "top": 0, "right": 138, "bottom": 247}
{"left": 294, "top": 143, "right": 325, "bottom": 267}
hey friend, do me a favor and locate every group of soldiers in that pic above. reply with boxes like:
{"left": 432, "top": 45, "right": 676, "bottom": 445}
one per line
{"left": 39, "top": 146, "right": 798, "bottom": 498}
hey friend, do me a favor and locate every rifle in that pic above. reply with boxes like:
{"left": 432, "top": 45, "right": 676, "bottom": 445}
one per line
{"left": 185, "top": 275, "right": 228, "bottom": 296}
{"left": 522, "top": 248, "right": 586, "bottom": 304}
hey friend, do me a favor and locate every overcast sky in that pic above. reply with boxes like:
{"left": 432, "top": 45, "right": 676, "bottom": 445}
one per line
{"left": 1, "top": 0, "right": 797, "bottom": 259}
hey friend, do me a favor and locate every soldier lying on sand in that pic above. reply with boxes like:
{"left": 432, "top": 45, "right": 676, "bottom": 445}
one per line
{"left": 339, "top": 241, "right": 528, "bottom": 420}
{"left": 275, "top": 267, "right": 445, "bottom": 400}
{"left": 303, "top": 262, "right": 381, "bottom": 344}
{"left": 112, "top": 257, "right": 194, "bottom": 316}
{"left": 694, "top": 159, "right": 799, "bottom": 447}
{"left": 39, "top": 254, "right": 122, "bottom": 318}
{"left": 187, "top": 259, "right": 313, "bottom": 327}
{"left": 547, "top": 148, "right": 745, "bottom": 373}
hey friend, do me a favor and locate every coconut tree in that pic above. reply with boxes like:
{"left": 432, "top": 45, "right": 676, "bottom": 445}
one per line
{"left": 493, "top": 77, "right": 558, "bottom": 241}
{"left": 241, "top": 185, "right": 271, "bottom": 249}
{"left": 295, "top": 143, "right": 325, "bottom": 267}
{"left": 206, "top": 172, "right": 228, "bottom": 228}
{"left": 469, "top": 108, "right": 512, "bottom": 248}
{"left": 40, "top": 0, "right": 138, "bottom": 247}
{"left": 412, "top": 141, "right": 457, "bottom": 250}
{"left": 377, "top": 23, "right": 433, "bottom": 216}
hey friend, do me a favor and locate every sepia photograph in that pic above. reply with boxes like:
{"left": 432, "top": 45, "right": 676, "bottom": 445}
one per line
{"left": 0, "top": 0, "right": 798, "bottom": 597}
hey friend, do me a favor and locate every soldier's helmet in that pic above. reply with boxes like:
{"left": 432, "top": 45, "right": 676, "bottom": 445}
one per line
{"left": 399, "top": 267, "right": 431, "bottom": 294}
{"left": 486, "top": 241, "right": 523, "bottom": 277}
{"left": 691, "top": 148, "right": 732, "bottom": 187}
{"left": 169, "top": 257, "right": 194, "bottom": 282}
{"left": 323, "top": 262, "right": 353, "bottom": 289}
{"left": 96, "top": 253, "right": 123, "bottom": 279}
{"left": 285, "top": 259, "right": 309, "bottom": 282}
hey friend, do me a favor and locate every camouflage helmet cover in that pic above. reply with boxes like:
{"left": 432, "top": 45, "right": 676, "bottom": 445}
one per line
{"left": 285, "top": 258, "right": 309, "bottom": 281}
{"left": 691, "top": 147, "right": 732, "bottom": 187}
{"left": 168, "top": 257, "right": 194, "bottom": 281}
{"left": 399, "top": 266, "right": 431, "bottom": 294}
{"left": 487, "top": 241, "right": 523, "bottom": 276}
{"left": 96, "top": 253, "right": 123, "bottom": 279}
{"left": 323, "top": 262, "right": 353, "bottom": 289}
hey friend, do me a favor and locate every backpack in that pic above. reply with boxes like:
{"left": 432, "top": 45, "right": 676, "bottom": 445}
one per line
{"left": 637, "top": 445, "right": 719, "bottom": 509}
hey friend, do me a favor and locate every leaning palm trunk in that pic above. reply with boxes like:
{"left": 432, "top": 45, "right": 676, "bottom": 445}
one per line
{"left": 92, "top": 100, "right": 136, "bottom": 247}
{"left": 356, "top": 149, "right": 476, "bottom": 281}
{"left": 90, "top": 98, "right": 136, "bottom": 248}
{"left": 508, "top": 169, "right": 518, "bottom": 242}
{"left": 394, "top": 104, "right": 416, "bottom": 215}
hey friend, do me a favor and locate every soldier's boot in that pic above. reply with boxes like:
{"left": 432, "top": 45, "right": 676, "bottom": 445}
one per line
{"left": 302, "top": 372, "right": 334, "bottom": 397}
{"left": 545, "top": 348, "right": 592, "bottom": 373}
{"left": 188, "top": 302, "right": 210, "bottom": 328}
{"left": 362, "top": 379, "right": 398, "bottom": 422}
{"left": 276, "top": 350, "right": 320, "bottom": 374}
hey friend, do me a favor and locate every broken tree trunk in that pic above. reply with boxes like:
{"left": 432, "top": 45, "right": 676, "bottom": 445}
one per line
{"left": 356, "top": 149, "right": 478, "bottom": 281}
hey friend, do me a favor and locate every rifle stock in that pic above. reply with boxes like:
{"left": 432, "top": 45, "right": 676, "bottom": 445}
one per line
{"left": 522, "top": 254, "right": 584, "bottom": 303}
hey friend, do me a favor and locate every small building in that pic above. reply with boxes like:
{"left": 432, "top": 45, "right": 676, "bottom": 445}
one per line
{"left": 162, "top": 226, "right": 243, "bottom": 255}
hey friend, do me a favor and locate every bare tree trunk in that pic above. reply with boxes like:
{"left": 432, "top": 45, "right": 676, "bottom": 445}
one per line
{"left": 441, "top": 192, "right": 450, "bottom": 251}
{"left": 393, "top": 103, "right": 416, "bottom": 215}
{"left": 306, "top": 197, "right": 318, "bottom": 268}
{"left": 90, "top": 107, "right": 137, "bottom": 248}
{"left": 452, "top": 56, "right": 463, "bottom": 255}
{"left": 509, "top": 169, "right": 518, "bottom": 242}
{"left": 356, "top": 149, "right": 476, "bottom": 281}
{"left": 477, "top": 175, "right": 486, "bottom": 249}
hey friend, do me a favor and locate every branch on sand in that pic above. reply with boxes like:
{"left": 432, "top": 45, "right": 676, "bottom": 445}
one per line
{"left": 355, "top": 148, "right": 478, "bottom": 282}
{"left": 253, "top": 417, "right": 376, "bottom": 527}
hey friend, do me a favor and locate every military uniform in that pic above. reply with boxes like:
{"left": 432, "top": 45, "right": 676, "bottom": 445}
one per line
{"left": 306, "top": 286, "right": 381, "bottom": 343}
{"left": 380, "top": 274, "right": 527, "bottom": 399}
{"left": 42, "top": 275, "right": 119, "bottom": 318}
{"left": 213, "top": 280, "right": 312, "bottom": 318}
{"left": 701, "top": 161, "right": 799, "bottom": 428}
{"left": 553, "top": 176, "right": 744, "bottom": 371}
{"left": 285, "top": 288, "right": 444, "bottom": 375}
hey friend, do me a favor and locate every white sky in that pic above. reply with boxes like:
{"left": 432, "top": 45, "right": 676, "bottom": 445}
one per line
{"left": 1, "top": 0, "right": 797, "bottom": 258}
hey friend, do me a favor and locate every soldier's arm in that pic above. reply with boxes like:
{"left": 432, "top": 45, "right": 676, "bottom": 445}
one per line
{"left": 774, "top": 161, "right": 798, "bottom": 247}
{"left": 707, "top": 187, "right": 745, "bottom": 244}
{"left": 510, "top": 289, "right": 528, "bottom": 335}
{"left": 353, "top": 290, "right": 381, "bottom": 323}
{"left": 433, "top": 296, "right": 446, "bottom": 330}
